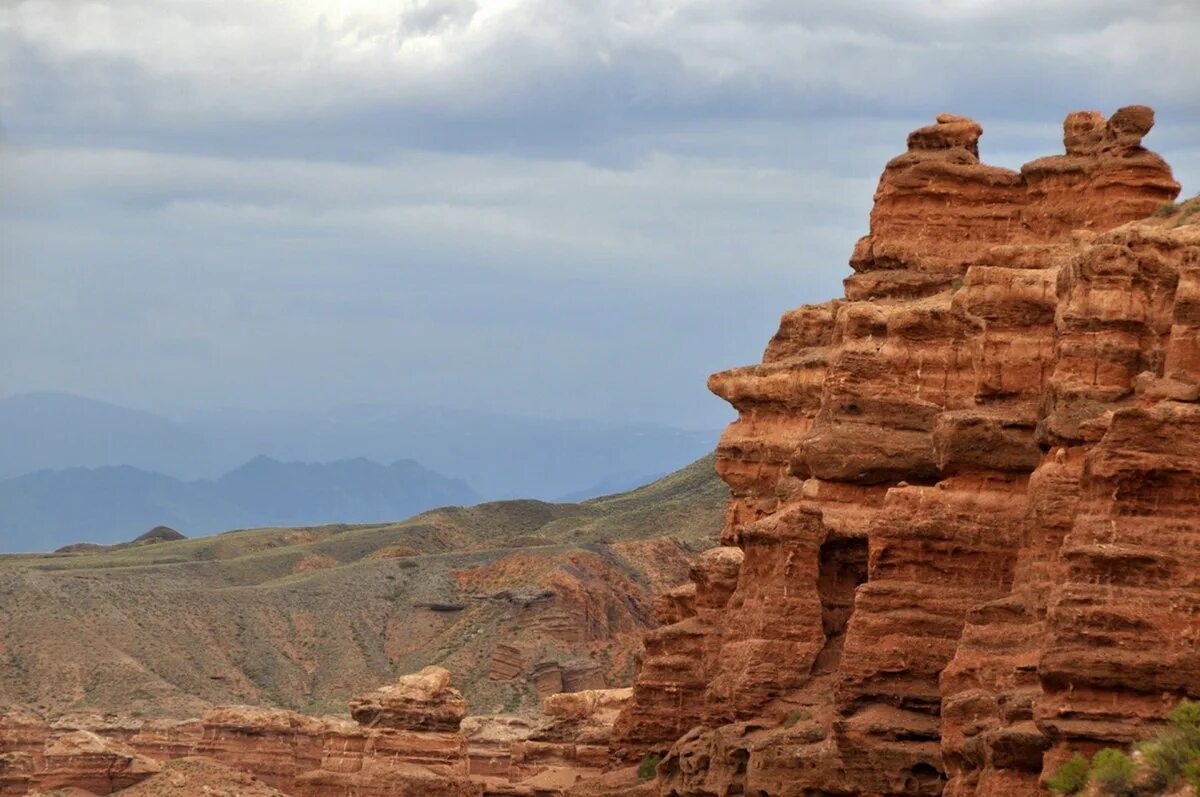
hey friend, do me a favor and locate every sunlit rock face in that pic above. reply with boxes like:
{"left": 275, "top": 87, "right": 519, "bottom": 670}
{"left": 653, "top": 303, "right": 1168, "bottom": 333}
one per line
{"left": 610, "top": 106, "right": 1196, "bottom": 796}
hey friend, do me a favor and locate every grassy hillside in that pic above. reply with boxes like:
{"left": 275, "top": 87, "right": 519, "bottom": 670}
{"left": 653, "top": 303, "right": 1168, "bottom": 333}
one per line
{"left": 0, "top": 454, "right": 726, "bottom": 719}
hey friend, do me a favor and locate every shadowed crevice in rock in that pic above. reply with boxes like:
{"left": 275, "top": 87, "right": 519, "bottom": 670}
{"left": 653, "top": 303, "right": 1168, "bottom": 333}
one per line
{"left": 811, "top": 536, "right": 868, "bottom": 677}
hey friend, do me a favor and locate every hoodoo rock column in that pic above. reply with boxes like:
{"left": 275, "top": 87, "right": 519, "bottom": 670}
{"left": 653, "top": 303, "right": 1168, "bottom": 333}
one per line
{"left": 609, "top": 106, "right": 1194, "bottom": 796}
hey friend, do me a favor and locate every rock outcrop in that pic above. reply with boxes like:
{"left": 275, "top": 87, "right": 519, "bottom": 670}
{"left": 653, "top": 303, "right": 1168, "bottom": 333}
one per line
{"left": 113, "top": 757, "right": 286, "bottom": 796}
{"left": 0, "top": 670, "right": 634, "bottom": 796}
{"left": 0, "top": 719, "right": 160, "bottom": 796}
{"left": 607, "top": 107, "right": 1195, "bottom": 796}
{"left": 466, "top": 687, "right": 632, "bottom": 794}
{"left": 0, "top": 667, "right": 480, "bottom": 796}
{"left": 350, "top": 666, "right": 469, "bottom": 732}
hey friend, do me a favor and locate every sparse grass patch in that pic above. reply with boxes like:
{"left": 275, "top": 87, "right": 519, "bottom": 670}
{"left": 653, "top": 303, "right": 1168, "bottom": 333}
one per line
{"left": 637, "top": 753, "right": 662, "bottom": 781}
{"left": 1183, "top": 760, "right": 1200, "bottom": 794}
{"left": 782, "top": 709, "right": 811, "bottom": 728}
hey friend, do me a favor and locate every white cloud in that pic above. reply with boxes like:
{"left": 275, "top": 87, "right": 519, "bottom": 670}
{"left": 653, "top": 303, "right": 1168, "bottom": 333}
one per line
{"left": 6, "top": 0, "right": 1198, "bottom": 147}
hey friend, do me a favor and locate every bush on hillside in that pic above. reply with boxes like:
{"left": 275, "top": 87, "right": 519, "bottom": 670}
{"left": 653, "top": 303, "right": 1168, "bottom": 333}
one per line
{"left": 1138, "top": 699, "right": 1200, "bottom": 791}
{"left": 1169, "top": 700, "right": 1200, "bottom": 734}
{"left": 1090, "top": 748, "right": 1135, "bottom": 796}
{"left": 1047, "top": 753, "right": 1090, "bottom": 795}
{"left": 1050, "top": 700, "right": 1200, "bottom": 796}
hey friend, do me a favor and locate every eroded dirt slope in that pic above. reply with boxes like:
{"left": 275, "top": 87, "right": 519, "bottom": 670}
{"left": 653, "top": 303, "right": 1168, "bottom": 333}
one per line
{"left": 0, "top": 456, "right": 725, "bottom": 720}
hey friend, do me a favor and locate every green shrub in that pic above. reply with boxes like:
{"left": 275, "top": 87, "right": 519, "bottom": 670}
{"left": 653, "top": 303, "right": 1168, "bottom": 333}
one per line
{"left": 1153, "top": 201, "right": 1177, "bottom": 217}
{"left": 637, "top": 753, "right": 662, "bottom": 781}
{"left": 1138, "top": 700, "right": 1200, "bottom": 788}
{"left": 1053, "top": 701, "right": 1200, "bottom": 795}
{"left": 1182, "top": 760, "right": 1200, "bottom": 793}
{"left": 1134, "top": 739, "right": 1170, "bottom": 792}
{"left": 1090, "top": 748, "right": 1135, "bottom": 796}
{"left": 1169, "top": 700, "right": 1200, "bottom": 734}
{"left": 1140, "top": 734, "right": 1194, "bottom": 784}
{"left": 1047, "top": 753, "right": 1090, "bottom": 795}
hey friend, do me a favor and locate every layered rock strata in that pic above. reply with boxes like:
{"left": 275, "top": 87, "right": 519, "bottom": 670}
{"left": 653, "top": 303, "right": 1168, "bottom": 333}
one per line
{"left": 609, "top": 107, "right": 1194, "bottom": 796}
{"left": 0, "top": 667, "right": 479, "bottom": 796}
{"left": 466, "top": 687, "right": 632, "bottom": 794}
{"left": 0, "top": 671, "right": 634, "bottom": 796}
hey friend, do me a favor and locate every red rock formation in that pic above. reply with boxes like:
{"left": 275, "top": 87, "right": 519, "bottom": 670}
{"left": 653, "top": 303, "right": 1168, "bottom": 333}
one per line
{"left": 0, "top": 722, "right": 159, "bottom": 796}
{"left": 114, "top": 756, "right": 286, "bottom": 796}
{"left": 350, "top": 666, "right": 468, "bottom": 732}
{"left": 0, "top": 667, "right": 480, "bottom": 796}
{"left": 607, "top": 107, "right": 1193, "bottom": 796}
{"left": 0, "top": 669, "right": 635, "bottom": 796}
{"left": 466, "top": 688, "right": 632, "bottom": 794}
{"left": 452, "top": 540, "right": 692, "bottom": 708}
{"left": 609, "top": 546, "right": 743, "bottom": 759}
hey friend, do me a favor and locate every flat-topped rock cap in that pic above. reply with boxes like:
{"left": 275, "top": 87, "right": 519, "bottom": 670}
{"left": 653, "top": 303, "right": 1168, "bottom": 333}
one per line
{"left": 906, "top": 114, "right": 983, "bottom": 154}
{"left": 349, "top": 666, "right": 468, "bottom": 731}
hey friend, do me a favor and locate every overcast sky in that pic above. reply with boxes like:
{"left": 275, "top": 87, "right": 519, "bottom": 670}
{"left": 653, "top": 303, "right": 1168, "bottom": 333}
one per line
{"left": 2, "top": 0, "right": 1198, "bottom": 429}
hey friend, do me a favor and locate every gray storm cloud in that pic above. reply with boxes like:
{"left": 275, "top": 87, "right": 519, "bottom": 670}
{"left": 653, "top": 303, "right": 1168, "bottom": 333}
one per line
{"left": 1, "top": 0, "right": 1197, "bottom": 427}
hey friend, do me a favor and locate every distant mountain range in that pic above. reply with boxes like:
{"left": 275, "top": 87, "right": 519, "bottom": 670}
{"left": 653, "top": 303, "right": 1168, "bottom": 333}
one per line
{"left": 0, "top": 393, "right": 719, "bottom": 498}
{"left": 0, "top": 392, "right": 721, "bottom": 552}
{"left": 0, "top": 455, "right": 481, "bottom": 553}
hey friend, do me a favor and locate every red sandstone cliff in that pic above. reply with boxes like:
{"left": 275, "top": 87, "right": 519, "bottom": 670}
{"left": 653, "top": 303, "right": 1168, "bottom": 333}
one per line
{"left": 607, "top": 106, "right": 1196, "bottom": 796}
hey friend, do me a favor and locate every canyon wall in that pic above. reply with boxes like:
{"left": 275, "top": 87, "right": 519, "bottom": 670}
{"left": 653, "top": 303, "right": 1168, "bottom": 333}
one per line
{"left": 0, "top": 667, "right": 633, "bottom": 796}
{"left": 0, "top": 667, "right": 480, "bottom": 796}
{"left": 609, "top": 106, "right": 1197, "bottom": 796}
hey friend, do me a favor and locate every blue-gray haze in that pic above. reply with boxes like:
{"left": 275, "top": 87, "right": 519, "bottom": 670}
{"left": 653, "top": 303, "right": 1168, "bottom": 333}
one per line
{"left": 1, "top": 2, "right": 1198, "bottom": 552}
